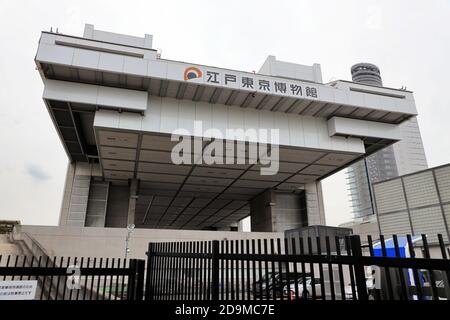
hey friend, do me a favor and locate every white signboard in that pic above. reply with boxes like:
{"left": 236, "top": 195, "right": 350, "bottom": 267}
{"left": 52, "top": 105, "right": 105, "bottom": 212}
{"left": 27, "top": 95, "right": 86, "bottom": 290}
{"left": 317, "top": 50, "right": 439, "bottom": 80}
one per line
{"left": 0, "top": 280, "right": 37, "bottom": 300}
{"left": 150, "top": 60, "right": 321, "bottom": 100}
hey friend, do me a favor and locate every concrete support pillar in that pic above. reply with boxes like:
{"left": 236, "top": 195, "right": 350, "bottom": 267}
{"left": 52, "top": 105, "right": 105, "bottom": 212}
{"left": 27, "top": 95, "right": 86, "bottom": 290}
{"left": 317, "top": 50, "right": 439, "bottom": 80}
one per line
{"left": 305, "top": 181, "right": 326, "bottom": 225}
{"left": 58, "top": 162, "right": 76, "bottom": 226}
{"left": 127, "top": 179, "right": 139, "bottom": 226}
{"left": 250, "top": 189, "right": 309, "bottom": 232}
{"left": 250, "top": 189, "right": 275, "bottom": 232}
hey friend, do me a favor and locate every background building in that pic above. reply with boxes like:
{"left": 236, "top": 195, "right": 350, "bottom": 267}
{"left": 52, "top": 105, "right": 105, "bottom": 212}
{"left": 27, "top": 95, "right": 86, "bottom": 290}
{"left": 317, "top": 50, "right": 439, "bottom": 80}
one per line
{"left": 373, "top": 163, "right": 450, "bottom": 244}
{"left": 346, "top": 63, "right": 428, "bottom": 220}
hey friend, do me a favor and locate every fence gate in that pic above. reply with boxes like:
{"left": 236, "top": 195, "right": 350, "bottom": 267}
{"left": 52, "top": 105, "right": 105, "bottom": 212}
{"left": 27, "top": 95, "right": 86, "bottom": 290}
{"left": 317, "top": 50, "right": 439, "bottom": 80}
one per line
{"left": 145, "top": 234, "right": 450, "bottom": 301}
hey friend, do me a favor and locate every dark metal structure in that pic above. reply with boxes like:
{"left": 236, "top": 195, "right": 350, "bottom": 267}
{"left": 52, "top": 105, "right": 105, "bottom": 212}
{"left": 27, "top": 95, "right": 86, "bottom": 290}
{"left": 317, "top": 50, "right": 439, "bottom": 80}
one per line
{"left": 1, "top": 234, "right": 450, "bottom": 301}
{"left": 145, "top": 234, "right": 450, "bottom": 301}
{"left": 0, "top": 256, "right": 145, "bottom": 300}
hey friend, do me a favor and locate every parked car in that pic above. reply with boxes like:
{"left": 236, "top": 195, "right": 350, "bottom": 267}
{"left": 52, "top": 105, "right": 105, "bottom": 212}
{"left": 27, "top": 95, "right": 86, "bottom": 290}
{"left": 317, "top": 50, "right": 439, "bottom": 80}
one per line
{"left": 283, "top": 276, "right": 322, "bottom": 299}
{"left": 253, "top": 272, "right": 309, "bottom": 299}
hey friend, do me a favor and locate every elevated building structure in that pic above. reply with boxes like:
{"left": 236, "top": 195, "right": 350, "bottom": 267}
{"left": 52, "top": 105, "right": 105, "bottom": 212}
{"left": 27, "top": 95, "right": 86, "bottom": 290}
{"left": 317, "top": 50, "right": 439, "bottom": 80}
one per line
{"left": 35, "top": 24, "right": 418, "bottom": 232}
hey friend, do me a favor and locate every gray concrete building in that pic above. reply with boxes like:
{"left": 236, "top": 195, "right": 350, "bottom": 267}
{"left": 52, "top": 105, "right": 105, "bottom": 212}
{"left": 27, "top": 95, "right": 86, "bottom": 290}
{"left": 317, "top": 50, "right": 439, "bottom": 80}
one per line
{"left": 346, "top": 63, "right": 428, "bottom": 220}
{"left": 373, "top": 163, "right": 450, "bottom": 244}
{"left": 35, "top": 24, "right": 420, "bottom": 232}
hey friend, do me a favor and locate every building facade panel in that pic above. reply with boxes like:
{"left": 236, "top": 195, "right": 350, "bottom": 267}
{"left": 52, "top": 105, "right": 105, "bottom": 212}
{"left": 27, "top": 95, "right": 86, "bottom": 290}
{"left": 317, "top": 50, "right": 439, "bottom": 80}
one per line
{"left": 374, "top": 164, "right": 450, "bottom": 243}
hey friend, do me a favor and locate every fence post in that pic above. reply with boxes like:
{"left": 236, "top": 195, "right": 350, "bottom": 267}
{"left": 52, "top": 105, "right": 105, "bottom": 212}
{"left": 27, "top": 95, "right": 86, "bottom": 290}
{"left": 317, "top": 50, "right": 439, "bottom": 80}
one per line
{"left": 135, "top": 260, "right": 145, "bottom": 300}
{"left": 145, "top": 243, "right": 155, "bottom": 300}
{"left": 127, "top": 259, "right": 137, "bottom": 300}
{"left": 211, "top": 240, "right": 220, "bottom": 301}
{"left": 350, "top": 235, "right": 368, "bottom": 300}
{"left": 127, "top": 259, "right": 145, "bottom": 301}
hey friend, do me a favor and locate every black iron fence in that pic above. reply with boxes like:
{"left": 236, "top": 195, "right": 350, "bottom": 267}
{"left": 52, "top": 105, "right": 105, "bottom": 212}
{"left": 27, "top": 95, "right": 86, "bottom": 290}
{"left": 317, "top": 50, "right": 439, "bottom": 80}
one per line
{"left": 145, "top": 234, "right": 450, "bottom": 301}
{"left": 1, "top": 234, "right": 450, "bottom": 301}
{"left": 0, "top": 255, "right": 145, "bottom": 300}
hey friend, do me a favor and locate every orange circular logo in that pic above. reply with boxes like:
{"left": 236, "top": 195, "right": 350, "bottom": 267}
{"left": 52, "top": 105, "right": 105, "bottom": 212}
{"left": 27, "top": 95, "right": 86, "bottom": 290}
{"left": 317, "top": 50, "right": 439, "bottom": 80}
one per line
{"left": 184, "top": 67, "right": 203, "bottom": 81}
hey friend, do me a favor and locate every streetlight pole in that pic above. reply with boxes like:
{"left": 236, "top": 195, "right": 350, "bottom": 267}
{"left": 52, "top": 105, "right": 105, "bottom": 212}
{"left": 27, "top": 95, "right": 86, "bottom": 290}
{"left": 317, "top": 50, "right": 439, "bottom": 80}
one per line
{"left": 125, "top": 224, "right": 135, "bottom": 260}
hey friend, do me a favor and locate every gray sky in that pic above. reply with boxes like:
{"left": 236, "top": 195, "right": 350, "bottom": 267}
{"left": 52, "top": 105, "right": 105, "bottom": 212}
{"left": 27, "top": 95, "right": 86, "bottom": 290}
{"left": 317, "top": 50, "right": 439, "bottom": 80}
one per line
{"left": 0, "top": 0, "right": 449, "bottom": 227}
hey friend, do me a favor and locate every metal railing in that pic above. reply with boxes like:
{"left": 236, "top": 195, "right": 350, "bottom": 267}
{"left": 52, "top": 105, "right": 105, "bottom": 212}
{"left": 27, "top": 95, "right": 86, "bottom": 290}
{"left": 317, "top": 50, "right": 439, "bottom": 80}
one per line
{"left": 145, "top": 234, "right": 450, "bottom": 301}
{"left": 0, "top": 255, "right": 145, "bottom": 300}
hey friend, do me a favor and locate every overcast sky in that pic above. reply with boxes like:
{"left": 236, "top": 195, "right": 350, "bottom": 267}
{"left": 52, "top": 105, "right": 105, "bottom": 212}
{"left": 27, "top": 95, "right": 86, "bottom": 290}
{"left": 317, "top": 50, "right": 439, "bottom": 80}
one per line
{"left": 0, "top": 0, "right": 449, "bottom": 227}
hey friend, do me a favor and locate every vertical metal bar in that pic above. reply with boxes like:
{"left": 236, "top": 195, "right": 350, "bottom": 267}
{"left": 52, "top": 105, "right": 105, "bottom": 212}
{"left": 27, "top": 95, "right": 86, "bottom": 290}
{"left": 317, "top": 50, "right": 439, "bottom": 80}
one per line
{"left": 240, "top": 239, "right": 245, "bottom": 300}
{"left": 422, "top": 234, "right": 439, "bottom": 300}
{"left": 207, "top": 241, "right": 212, "bottom": 300}
{"left": 349, "top": 235, "right": 368, "bottom": 300}
{"left": 307, "top": 237, "right": 316, "bottom": 300}
{"left": 267, "top": 239, "right": 274, "bottom": 300}
{"left": 407, "top": 234, "right": 423, "bottom": 300}
{"left": 19, "top": 256, "right": 26, "bottom": 281}
{"left": 284, "top": 238, "right": 291, "bottom": 301}
{"left": 114, "top": 258, "right": 120, "bottom": 300}
{"left": 277, "top": 238, "right": 284, "bottom": 301}
{"left": 135, "top": 260, "right": 145, "bottom": 301}
{"left": 120, "top": 258, "right": 126, "bottom": 300}
{"left": 75, "top": 257, "right": 83, "bottom": 300}
{"left": 195, "top": 242, "right": 200, "bottom": 300}
{"left": 344, "top": 237, "right": 356, "bottom": 300}
{"left": 175, "top": 242, "right": 183, "bottom": 300}
{"left": 220, "top": 240, "right": 225, "bottom": 300}
{"left": 251, "top": 239, "right": 257, "bottom": 300}
{"left": 96, "top": 257, "right": 102, "bottom": 300}
{"left": 437, "top": 234, "right": 450, "bottom": 300}
{"left": 157, "top": 243, "right": 164, "bottom": 300}
{"left": 90, "top": 257, "right": 96, "bottom": 300}
{"left": 230, "top": 240, "right": 235, "bottom": 300}
{"left": 234, "top": 240, "right": 240, "bottom": 300}
{"left": 109, "top": 258, "right": 115, "bottom": 300}
{"left": 181, "top": 242, "right": 187, "bottom": 301}
{"left": 202, "top": 241, "right": 207, "bottom": 300}
{"left": 145, "top": 243, "right": 153, "bottom": 301}
{"left": 169, "top": 243, "right": 175, "bottom": 300}
{"left": 246, "top": 239, "right": 251, "bottom": 300}
{"left": 189, "top": 242, "right": 195, "bottom": 300}
{"left": 380, "top": 235, "right": 394, "bottom": 300}
{"left": 164, "top": 243, "right": 170, "bottom": 301}
{"left": 28, "top": 256, "right": 35, "bottom": 281}
{"left": 83, "top": 257, "right": 90, "bottom": 300}
{"left": 291, "top": 237, "right": 299, "bottom": 300}
{"left": 299, "top": 238, "right": 307, "bottom": 300}
{"left": 257, "top": 239, "right": 263, "bottom": 301}
{"left": 127, "top": 259, "right": 136, "bottom": 300}
{"left": 325, "top": 236, "right": 335, "bottom": 300}
{"left": 12, "top": 256, "right": 19, "bottom": 281}
{"left": 3, "top": 255, "right": 11, "bottom": 281}
{"left": 68, "top": 257, "right": 77, "bottom": 300}
{"left": 335, "top": 237, "right": 345, "bottom": 300}
{"left": 102, "top": 258, "right": 109, "bottom": 300}
{"left": 367, "top": 235, "right": 374, "bottom": 256}
{"left": 178, "top": 242, "right": 183, "bottom": 300}
{"left": 316, "top": 237, "right": 325, "bottom": 300}
{"left": 62, "top": 257, "right": 70, "bottom": 300}
{"left": 55, "top": 256, "right": 63, "bottom": 300}
{"left": 183, "top": 242, "right": 189, "bottom": 300}
{"left": 47, "top": 256, "right": 57, "bottom": 300}
{"left": 393, "top": 235, "right": 408, "bottom": 300}
{"left": 40, "top": 256, "right": 50, "bottom": 300}
{"left": 211, "top": 240, "right": 220, "bottom": 301}
{"left": 160, "top": 243, "right": 167, "bottom": 301}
